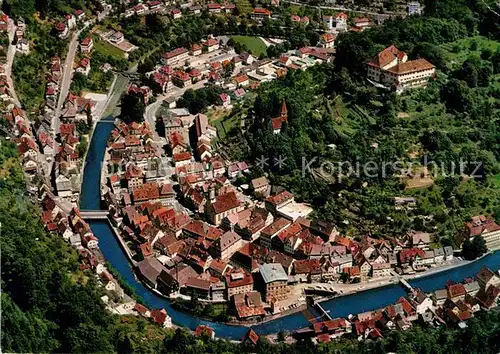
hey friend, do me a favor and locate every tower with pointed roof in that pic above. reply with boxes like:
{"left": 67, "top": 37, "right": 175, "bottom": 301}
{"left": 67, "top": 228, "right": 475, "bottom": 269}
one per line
{"left": 280, "top": 99, "right": 288, "bottom": 121}
{"left": 272, "top": 99, "right": 288, "bottom": 134}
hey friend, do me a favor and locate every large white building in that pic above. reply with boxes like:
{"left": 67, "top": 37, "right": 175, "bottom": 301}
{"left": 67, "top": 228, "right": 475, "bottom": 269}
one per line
{"left": 367, "top": 45, "right": 435, "bottom": 93}
{"left": 162, "top": 47, "right": 189, "bottom": 66}
{"left": 466, "top": 215, "right": 500, "bottom": 251}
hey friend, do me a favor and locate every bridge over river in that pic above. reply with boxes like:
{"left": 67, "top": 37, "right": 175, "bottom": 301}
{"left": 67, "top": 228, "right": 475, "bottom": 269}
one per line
{"left": 80, "top": 210, "right": 109, "bottom": 220}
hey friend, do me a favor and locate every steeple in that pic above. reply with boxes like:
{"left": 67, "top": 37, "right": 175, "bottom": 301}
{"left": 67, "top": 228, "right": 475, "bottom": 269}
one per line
{"left": 280, "top": 99, "right": 288, "bottom": 121}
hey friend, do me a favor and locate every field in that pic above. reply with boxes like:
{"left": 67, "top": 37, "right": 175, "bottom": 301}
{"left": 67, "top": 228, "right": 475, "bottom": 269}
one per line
{"left": 231, "top": 35, "right": 267, "bottom": 56}
{"left": 234, "top": 0, "right": 253, "bottom": 14}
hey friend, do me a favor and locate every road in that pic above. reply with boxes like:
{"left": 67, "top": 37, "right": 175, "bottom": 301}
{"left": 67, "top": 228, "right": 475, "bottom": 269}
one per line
{"left": 52, "top": 24, "right": 90, "bottom": 135}
{"left": 5, "top": 19, "right": 20, "bottom": 106}
{"left": 281, "top": 0, "right": 404, "bottom": 20}
{"left": 144, "top": 79, "right": 207, "bottom": 140}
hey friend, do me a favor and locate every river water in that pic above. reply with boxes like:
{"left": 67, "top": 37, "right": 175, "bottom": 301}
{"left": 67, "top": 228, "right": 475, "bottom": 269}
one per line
{"left": 80, "top": 118, "right": 500, "bottom": 340}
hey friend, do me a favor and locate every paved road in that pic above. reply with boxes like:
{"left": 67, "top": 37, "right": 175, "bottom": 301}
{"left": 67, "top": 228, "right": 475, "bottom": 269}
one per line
{"left": 144, "top": 80, "right": 207, "bottom": 138}
{"left": 5, "top": 20, "right": 20, "bottom": 106}
{"left": 281, "top": 0, "right": 404, "bottom": 20}
{"left": 53, "top": 24, "right": 90, "bottom": 135}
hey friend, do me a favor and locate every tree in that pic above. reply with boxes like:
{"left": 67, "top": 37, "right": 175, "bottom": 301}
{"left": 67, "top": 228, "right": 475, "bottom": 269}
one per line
{"left": 472, "top": 235, "right": 487, "bottom": 257}
{"left": 277, "top": 331, "right": 286, "bottom": 342}
{"left": 340, "top": 272, "right": 349, "bottom": 283}
{"left": 120, "top": 91, "right": 145, "bottom": 123}
{"left": 70, "top": 72, "right": 89, "bottom": 94}
{"left": 440, "top": 79, "right": 472, "bottom": 112}
{"left": 76, "top": 136, "right": 88, "bottom": 158}
{"left": 462, "top": 235, "right": 487, "bottom": 260}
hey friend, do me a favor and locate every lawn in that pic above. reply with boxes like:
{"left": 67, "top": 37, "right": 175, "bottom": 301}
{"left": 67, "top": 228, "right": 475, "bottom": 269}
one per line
{"left": 92, "top": 35, "right": 125, "bottom": 59}
{"left": 209, "top": 109, "right": 240, "bottom": 141}
{"left": 231, "top": 35, "right": 267, "bottom": 57}
{"left": 440, "top": 36, "right": 500, "bottom": 70}
{"left": 210, "top": 110, "right": 240, "bottom": 141}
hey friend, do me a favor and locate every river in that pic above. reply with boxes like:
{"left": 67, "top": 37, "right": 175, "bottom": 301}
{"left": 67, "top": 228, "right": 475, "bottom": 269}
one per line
{"left": 80, "top": 118, "right": 500, "bottom": 340}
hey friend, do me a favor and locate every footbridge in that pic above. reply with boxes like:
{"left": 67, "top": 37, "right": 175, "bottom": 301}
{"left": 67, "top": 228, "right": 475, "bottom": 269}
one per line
{"left": 80, "top": 210, "right": 109, "bottom": 220}
{"left": 314, "top": 301, "right": 333, "bottom": 321}
{"left": 399, "top": 278, "right": 414, "bottom": 292}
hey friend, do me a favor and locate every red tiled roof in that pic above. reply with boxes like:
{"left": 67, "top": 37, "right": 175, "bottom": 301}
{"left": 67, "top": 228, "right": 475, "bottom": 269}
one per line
{"left": 189, "top": 69, "right": 201, "bottom": 77}
{"left": 148, "top": 0, "right": 161, "bottom": 7}
{"left": 397, "top": 297, "right": 416, "bottom": 316}
{"left": 186, "top": 277, "right": 211, "bottom": 291}
{"left": 191, "top": 43, "right": 202, "bottom": 51}
{"left": 173, "top": 151, "right": 192, "bottom": 162}
{"left": 79, "top": 58, "right": 90, "bottom": 68}
{"left": 139, "top": 242, "right": 153, "bottom": 257}
{"left": 195, "top": 325, "right": 214, "bottom": 337}
{"left": 316, "top": 334, "right": 331, "bottom": 343}
{"left": 158, "top": 65, "right": 173, "bottom": 76}
{"left": 212, "top": 191, "right": 241, "bottom": 214}
{"left": 56, "top": 22, "right": 66, "bottom": 31}
{"left": 163, "top": 47, "right": 188, "bottom": 60}
{"left": 225, "top": 270, "right": 253, "bottom": 288}
{"left": 354, "top": 17, "right": 369, "bottom": 23}
{"left": 150, "top": 308, "right": 169, "bottom": 325}
{"left": 447, "top": 283, "right": 466, "bottom": 298}
{"left": 261, "top": 217, "right": 290, "bottom": 236}
{"left": 466, "top": 216, "right": 500, "bottom": 237}
{"left": 385, "top": 58, "right": 435, "bottom": 74}
{"left": 245, "top": 329, "right": 259, "bottom": 345}
{"left": 293, "top": 259, "right": 320, "bottom": 275}
{"left": 81, "top": 37, "right": 92, "bottom": 46}
{"left": 369, "top": 45, "right": 406, "bottom": 68}
{"left": 266, "top": 190, "right": 293, "bottom": 207}
{"left": 173, "top": 71, "right": 190, "bottom": 81}
{"left": 348, "top": 266, "right": 360, "bottom": 277}
{"left": 132, "top": 183, "right": 159, "bottom": 202}
{"left": 59, "top": 123, "right": 75, "bottom": 136}
{"left": 321, "top": 33, "right": 335, "bottom": 43}
{"left": 134, "top": 303, "right": 149, "bottom": 316}
{"left": 313, "top": 318, "right": 348, "bottom": 334}
{"left": 276, "top": 222, "right": 302, "bottom": 242}
{"left": 203, "top": 38, "right": 218, "bottom": 47}
{"left": 234, "top": 74, "right": 249, "bottom": 84}
{"left": 252, "top": 7, "right": 271, "bottom": 15}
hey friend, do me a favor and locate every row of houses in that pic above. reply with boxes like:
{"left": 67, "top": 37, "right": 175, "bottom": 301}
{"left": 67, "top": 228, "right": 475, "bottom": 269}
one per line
{"left": 310, "top": 266, "right": 500, "bottom": 343}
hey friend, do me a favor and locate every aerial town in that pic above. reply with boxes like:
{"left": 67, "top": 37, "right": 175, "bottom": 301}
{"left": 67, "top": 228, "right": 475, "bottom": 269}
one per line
{"left": 1, "top": 0, "right": 500, "bottom": 351}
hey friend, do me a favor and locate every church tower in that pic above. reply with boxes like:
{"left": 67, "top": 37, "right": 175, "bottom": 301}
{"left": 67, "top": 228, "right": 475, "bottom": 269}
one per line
{"left": 280, "top": 99, "right": 288, "bottom": 121}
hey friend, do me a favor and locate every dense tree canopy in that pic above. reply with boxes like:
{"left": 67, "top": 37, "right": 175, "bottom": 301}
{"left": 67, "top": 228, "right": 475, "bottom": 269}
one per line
{"left": 120, "top": 91, "right": 145, "bottom": 123}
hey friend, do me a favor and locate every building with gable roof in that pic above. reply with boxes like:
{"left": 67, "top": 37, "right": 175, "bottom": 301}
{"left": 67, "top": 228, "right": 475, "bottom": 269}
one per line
{"left": 271, "top": 99, "right": 288, "bottom": 134}
{"left": 367, "top": 45, "right": 435, "bottom": 93}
